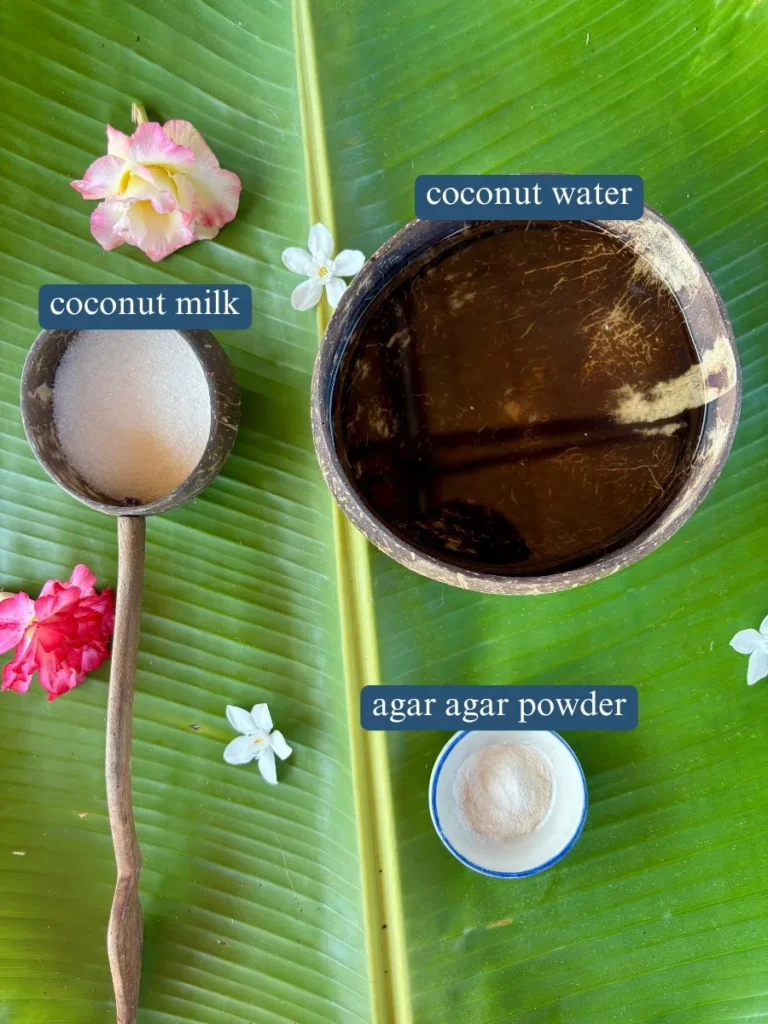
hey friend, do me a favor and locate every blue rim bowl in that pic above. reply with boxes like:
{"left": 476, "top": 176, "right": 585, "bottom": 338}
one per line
{"left": 429, "top": 730, "right": 588, "bottom": 878}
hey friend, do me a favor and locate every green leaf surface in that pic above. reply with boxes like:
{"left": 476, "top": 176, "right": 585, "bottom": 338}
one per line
{"left": 1, "top": 0, "right": 766, "bottom": 1022}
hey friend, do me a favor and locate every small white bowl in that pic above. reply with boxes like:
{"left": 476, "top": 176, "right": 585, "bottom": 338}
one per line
{"left": 429, "top": 730, "right": 587, "bottom": 878}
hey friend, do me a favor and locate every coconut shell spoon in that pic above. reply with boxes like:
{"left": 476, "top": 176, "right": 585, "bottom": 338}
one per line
{"left": 20, "top": 328, "right": 240, "bottom": 1024}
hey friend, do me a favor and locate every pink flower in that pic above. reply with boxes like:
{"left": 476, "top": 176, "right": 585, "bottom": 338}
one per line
{"left": 0, "top": 565, "right": 115, "bottom": 701}
{"left": 71, "top": 120, "right": 241, "bottom": 261}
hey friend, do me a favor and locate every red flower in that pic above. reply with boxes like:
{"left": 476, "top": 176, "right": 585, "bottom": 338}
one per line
{"left": 0, "top": 565, "right": 115, "bottom": 701}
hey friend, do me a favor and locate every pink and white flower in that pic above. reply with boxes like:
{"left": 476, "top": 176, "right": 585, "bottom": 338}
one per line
{"left": 71, "top": 119, "right": 241, "bottom": 262}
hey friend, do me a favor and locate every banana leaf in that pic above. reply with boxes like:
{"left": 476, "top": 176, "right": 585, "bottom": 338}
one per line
{"left": 0, "top": 0, "right": 766, "bottom": 1022}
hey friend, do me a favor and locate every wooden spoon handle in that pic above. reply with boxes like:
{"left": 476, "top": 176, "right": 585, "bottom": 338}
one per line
{"left": 106, "top": 515, "right": 146, "bottom": 1024}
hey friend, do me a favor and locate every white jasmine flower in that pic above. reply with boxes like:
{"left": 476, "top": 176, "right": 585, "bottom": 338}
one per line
{"left": 281, "top": 222, "right": 364, "bottom": 311}
{"left": 730, "top": 615, "right": 768, "bottom": 685}
{"left": 223, "top": 703, "right": 292, "bottom": 785}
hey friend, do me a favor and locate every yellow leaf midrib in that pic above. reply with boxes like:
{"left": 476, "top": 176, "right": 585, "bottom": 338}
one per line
{"left": 292, "top": 2, "right": 412, "bottom": 1022}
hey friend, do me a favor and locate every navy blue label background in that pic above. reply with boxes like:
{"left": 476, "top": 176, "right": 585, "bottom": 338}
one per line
{"left": 39, "top": 284, "right": 252, "bottom": 330}
{"left": 361, "top": 685, "right": 638, "bottom": 730}
{"left": 415, "top": 174, "right": 644, "bottom": 220}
